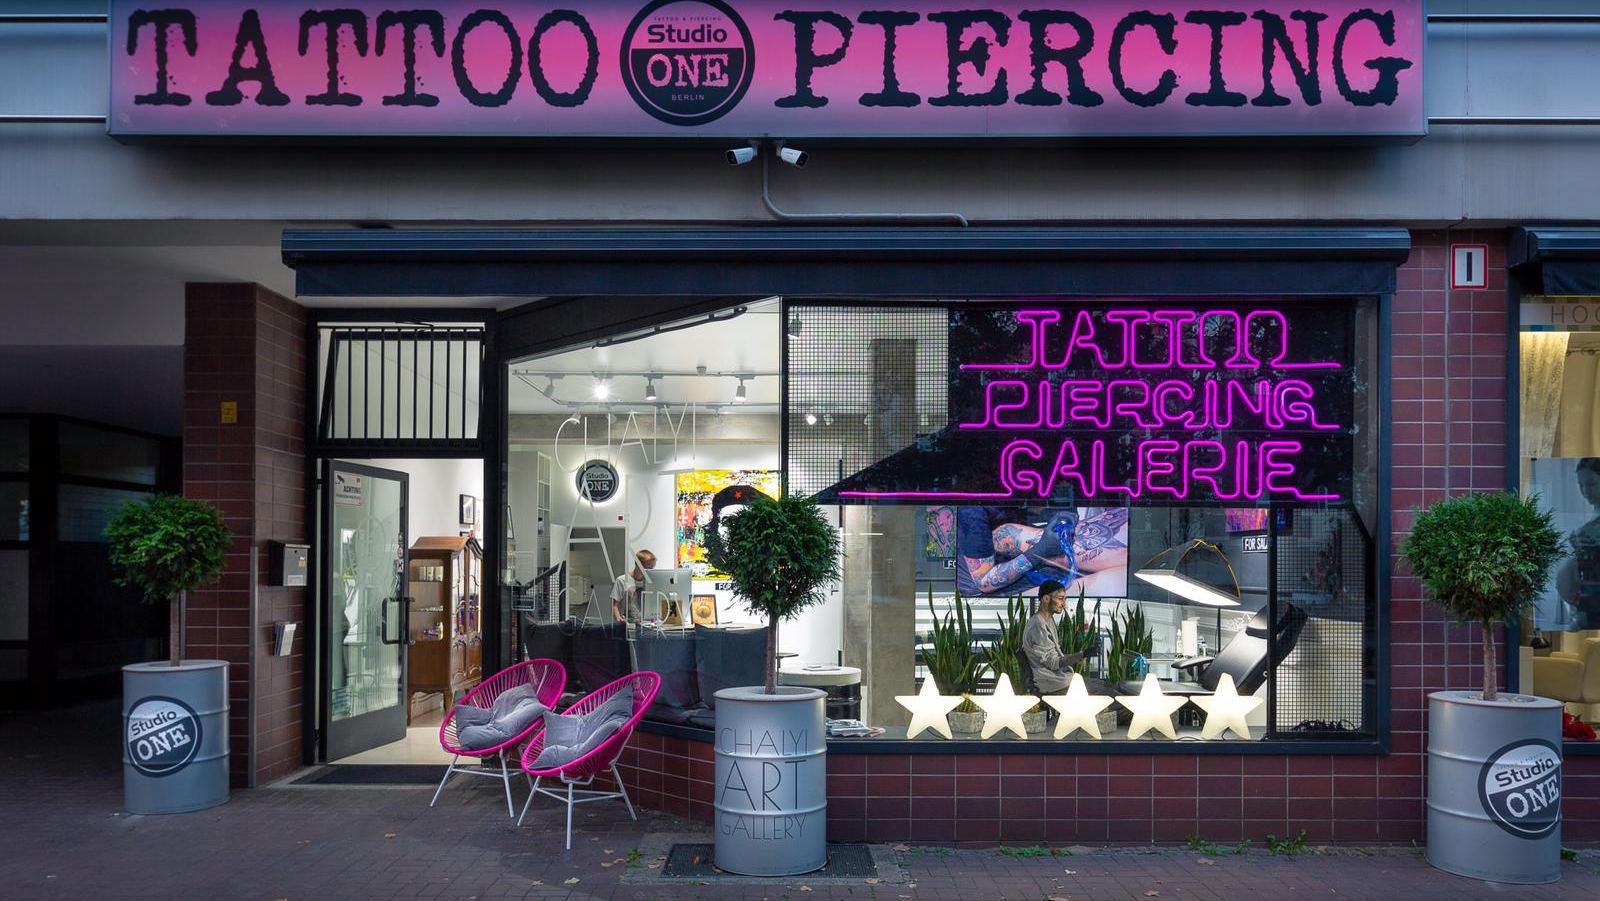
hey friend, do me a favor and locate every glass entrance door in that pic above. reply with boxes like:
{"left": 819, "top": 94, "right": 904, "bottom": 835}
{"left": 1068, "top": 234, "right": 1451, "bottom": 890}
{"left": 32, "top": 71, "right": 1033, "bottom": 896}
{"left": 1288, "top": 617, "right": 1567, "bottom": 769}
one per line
{"left": 322, "top": 461, "right": 409, "bottom": 760}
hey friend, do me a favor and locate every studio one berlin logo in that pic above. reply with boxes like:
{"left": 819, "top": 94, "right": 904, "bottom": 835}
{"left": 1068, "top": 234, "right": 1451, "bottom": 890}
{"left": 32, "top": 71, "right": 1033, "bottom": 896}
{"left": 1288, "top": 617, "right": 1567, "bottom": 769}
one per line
{"left": 620, "top": 0, "right": 755, "bottom": 125}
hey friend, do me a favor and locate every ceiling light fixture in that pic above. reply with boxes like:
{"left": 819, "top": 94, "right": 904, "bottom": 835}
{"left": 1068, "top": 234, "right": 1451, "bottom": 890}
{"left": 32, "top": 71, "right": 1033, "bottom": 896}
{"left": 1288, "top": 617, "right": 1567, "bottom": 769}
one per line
{"left": 1133, "top": 539, "right": 1242, "bottom": 608}
{"left": 644, "top": 379, "right": 658, "bottom": 402}
{"left": 804, "top": 412, "right": 817, "bottom": 426}
{"left": 734, "top": 379, "right": 747, "bottom": 403}
{"left": 592, "top": 379, "right": 610, "bottom": 400}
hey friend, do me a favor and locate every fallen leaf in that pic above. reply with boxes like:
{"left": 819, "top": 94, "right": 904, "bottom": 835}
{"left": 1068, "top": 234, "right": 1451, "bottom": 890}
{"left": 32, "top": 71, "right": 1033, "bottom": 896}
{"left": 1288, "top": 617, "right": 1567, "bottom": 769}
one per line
{"left": 892, "top": 843, "right": 910, "bottom": 852}
{"left": 656, "top": 856, "right": 667, "bottom": 861}
{"left": 1196, "top": 858, "right": 1214, "bottom": 866}
{"left": 1048, "top": 896, "right": 1073, "bottom": 901}
{"left": 799, "top": 887, "right": 813, "bottom": 893}
{"left": 647, "top": 864, "right": 659, "bottom": 870}
{"left": 563, "top": 877, "right": 579, "bottom": 885}
{"left": 1063, "top": 869, "right": 1077, "bottom": 875}
{"left": 600, "top": 862, "right": 613, "bottom": 868}
{"left": 865, "top": 878, "right": 881, "bottom": 885}
{"left": 530, "top": 881, "right": 542, "bottom": 886}
{"left": 383, "top": 833, "right": 396, "bottom": 839}
{"left": 691, "top": 855, "right": 702, "bottom": 865}
{"left": 604, "top": 849, "right": 615, "bottom": 854}
{"left": 1145, "top": 893, "right": 1161, "bottom": 898}
{"left": 712, "top": 866, "right": 725, "bottom": 874}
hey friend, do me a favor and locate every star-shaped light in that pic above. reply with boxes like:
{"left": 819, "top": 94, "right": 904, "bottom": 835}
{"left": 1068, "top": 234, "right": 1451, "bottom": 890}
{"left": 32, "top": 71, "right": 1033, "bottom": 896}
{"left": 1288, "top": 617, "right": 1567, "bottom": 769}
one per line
{"left": 1115, "top": 674, "right": 1188, "bottom": 740}
{"left": 894, "top": 677, "right": 962, "bottom": 740}
{"left": 1189, "top": 672, "right": 1263, "bottom": 740}
{"left": 1041, "top": 673, "right": 1115, "bottom": 739}
{"left": 972, "top": 673, "right": 1039, "bottom": 740}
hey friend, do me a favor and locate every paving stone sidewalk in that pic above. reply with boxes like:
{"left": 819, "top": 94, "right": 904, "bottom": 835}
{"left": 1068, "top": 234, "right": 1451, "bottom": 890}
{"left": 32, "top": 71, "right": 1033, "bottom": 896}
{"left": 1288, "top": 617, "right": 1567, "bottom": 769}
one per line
{"left": 3, "top": 702, "right": 1598, "bottom": 901}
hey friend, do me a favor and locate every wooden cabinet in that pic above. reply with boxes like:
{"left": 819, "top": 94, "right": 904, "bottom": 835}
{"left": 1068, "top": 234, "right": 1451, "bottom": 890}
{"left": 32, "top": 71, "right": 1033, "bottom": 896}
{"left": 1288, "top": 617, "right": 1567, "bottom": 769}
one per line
{"left": 406, "top": 536, "right": 483, "bottom": 722}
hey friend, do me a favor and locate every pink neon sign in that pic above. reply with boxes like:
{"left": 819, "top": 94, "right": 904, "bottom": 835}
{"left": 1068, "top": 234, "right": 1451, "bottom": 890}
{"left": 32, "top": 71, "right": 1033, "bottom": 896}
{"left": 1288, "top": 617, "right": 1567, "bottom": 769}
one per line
{"left": 836, "top": 304, "right": 1352, "bottom": 504}
{"left": 108, "top": 1, "right": 1424, "bottom": 138}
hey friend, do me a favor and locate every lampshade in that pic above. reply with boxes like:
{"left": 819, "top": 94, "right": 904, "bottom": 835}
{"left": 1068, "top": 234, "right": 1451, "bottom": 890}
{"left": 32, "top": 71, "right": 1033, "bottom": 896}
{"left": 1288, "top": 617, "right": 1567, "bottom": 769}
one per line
{"left": 1134, "top": 539, "right": 1241, "bottom": 607}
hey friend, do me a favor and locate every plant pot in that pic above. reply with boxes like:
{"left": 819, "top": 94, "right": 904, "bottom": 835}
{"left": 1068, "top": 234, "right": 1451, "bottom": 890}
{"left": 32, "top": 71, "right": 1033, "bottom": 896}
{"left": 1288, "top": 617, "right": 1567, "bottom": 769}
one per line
{"left": 1023, "top": 708, "right": 1049, "bottom": 734}
{"left": 122, "top": 660, "right": 230, "bottom": 814}
{"left": 1427, "top": 691, "right": 1562, "bottom": 884}
{"left": 947, "top": 708, "right": 986, "bottom": 735}
{"left": 713, "top": 686, "right": 827, "bottom": 877}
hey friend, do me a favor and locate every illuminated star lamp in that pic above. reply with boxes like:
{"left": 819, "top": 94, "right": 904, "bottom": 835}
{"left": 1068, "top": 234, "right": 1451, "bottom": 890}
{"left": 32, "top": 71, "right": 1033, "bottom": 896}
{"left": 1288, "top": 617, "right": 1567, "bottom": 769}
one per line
{"left": 1115, "top": 674, "right": 1188, "bottom": 740}
{"left": 1041, "top": 672, "right": 1115, "bottom": 740}
{"left": 894, "top": 677, "right": 963, "bottom": 740}
{"left": 1189, "top": 672, "right": 1264, "bottom": 740}
{"left": 973, "top": 673, "right": 1039, "bottom": 740}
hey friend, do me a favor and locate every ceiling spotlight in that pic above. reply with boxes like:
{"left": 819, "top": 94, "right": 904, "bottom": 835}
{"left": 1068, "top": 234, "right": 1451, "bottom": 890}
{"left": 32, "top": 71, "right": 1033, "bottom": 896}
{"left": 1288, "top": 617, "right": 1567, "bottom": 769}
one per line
{"left": 734, "top": 379, "right": 748, "bottom": 403}
{"left": 823, "top": 414, "right": 833, "bottom": 426}
{"left": 726, "top": 144, "right": 756, "bottom": 165}
{"left": 777, "top": 144, "right": 809, "bottom": 168}
{"left": 787, "top": 317, "right": 802, "bottom": 337}
{"left": 564, "top": 415, "right": 580, "bottom": 426}
{"left": 644, "top": 379, "right": 658, "bottom": 402}
{"left": 804, "top": 412, "right": 818, "bottom": 426}
{"left": 592, "top": 379, "right": 610, "bottom": 400}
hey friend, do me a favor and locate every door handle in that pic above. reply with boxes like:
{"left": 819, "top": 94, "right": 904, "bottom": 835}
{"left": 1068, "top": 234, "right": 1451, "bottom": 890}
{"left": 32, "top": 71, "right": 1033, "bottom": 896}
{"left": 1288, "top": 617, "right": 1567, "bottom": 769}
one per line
{"left": 401, "top": 596, "right": 416, "bottom": 645}
{"left": 380, "top": 596, "right": 403, "bottom": 645}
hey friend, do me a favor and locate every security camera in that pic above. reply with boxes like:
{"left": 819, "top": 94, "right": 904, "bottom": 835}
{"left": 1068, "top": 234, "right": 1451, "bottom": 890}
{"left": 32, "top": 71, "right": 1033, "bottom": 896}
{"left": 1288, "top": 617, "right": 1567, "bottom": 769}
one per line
{"left": 725, "top": 146, "right": 756, "bottom": 165}
{"left": 777, "top": 145, "right": 809, "bottom": 168}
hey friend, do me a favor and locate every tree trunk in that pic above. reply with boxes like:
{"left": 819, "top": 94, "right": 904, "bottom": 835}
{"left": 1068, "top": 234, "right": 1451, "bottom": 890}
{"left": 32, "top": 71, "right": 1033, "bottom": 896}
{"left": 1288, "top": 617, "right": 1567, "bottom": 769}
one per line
{"left": 766, "top": 613, "right": 779, "bottom": 694}
{"left": 171, "top": 588, "right": 184, "bottom": 667}
{"left": 1481, "top": 620, "right": 1498, "bottom": 702}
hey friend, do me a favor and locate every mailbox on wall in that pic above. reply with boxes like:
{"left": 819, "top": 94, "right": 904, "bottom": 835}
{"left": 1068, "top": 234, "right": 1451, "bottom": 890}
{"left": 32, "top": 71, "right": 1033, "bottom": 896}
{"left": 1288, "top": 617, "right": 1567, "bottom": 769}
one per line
{"left": 267, "top": 541, "right": 309, "bottom": 587}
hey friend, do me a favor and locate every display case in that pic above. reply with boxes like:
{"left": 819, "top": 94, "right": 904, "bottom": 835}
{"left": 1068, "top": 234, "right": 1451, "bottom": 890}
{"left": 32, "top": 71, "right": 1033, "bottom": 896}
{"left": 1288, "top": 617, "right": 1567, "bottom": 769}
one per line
{"left": 406, "top": 535, "right": 483, "bottom": 722}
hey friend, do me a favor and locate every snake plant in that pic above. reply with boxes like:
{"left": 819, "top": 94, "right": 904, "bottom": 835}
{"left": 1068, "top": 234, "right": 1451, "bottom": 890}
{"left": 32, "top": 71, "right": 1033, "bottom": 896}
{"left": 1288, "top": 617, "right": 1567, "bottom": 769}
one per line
{"left": 925, "top": 587, "right": 983, "bottom": 711}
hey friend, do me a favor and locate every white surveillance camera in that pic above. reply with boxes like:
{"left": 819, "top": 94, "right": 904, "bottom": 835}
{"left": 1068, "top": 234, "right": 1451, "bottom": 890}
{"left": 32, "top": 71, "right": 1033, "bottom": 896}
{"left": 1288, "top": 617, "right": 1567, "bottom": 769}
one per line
{"left": 777, "top": 146, "right": 809, "bottom": 168}
{"left": 726, "top": 146, "right": 756, "bottom": 165}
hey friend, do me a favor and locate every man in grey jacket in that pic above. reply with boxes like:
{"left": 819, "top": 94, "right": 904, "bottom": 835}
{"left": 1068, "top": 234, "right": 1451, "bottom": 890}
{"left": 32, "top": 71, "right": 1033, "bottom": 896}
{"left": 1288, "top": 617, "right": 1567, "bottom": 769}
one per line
{"left": 1023, "top": 580, "right": 1084, "bottom": 694}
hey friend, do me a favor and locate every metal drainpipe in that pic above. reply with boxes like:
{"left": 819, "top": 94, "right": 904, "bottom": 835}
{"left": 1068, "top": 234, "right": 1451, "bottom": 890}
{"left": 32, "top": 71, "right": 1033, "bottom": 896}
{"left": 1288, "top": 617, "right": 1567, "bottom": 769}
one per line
{"left": 760, "top": 143, "right": 970, "bottom": 227}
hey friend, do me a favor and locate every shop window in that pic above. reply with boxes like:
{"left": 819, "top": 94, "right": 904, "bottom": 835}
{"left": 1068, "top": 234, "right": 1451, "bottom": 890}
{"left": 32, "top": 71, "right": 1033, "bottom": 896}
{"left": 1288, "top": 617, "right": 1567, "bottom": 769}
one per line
{"left": 0, "top": 418, "right": 27, "bottom": 472}
{"left": 504, "top": 298, "right": 1381, "bottom": 746}
{"left": 58, "top": 485, "right": 151, "bottom": 542}
{"left": 1520, "top": 297, "right": 1600, "bottom": 741}
{"left": 58, "top": 422, "right": 160, "bottom": 485}
{"left": 0, "top": 484, "right": 26, "bottom": 541}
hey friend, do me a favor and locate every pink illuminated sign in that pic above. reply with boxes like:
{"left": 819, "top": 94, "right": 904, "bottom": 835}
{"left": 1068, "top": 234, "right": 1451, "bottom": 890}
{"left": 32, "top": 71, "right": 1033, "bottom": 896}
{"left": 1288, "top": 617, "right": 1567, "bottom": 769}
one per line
{"left": 109, "top": 1, "right": 1424, "bottom": 138}
{"left": 832, "top": 303, "right": 1355, "bottom": 505}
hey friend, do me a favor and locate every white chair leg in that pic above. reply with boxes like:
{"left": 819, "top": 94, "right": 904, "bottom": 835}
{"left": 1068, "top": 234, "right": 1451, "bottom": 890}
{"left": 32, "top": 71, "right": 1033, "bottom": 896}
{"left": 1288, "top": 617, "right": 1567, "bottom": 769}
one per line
{"left": 430, "top": 755, "right": 458, "bottom": 808}
{"left": 517, "top": 779, "right": 535, "bottom": 828}
{"left": 500, "top": 752, "right": 514, "bottom": 818}
{"left": 612, "top": 763, "right": 637, "bottom": 821}
{"left": 565, "top": 781, "right": 575, "bottom": 850}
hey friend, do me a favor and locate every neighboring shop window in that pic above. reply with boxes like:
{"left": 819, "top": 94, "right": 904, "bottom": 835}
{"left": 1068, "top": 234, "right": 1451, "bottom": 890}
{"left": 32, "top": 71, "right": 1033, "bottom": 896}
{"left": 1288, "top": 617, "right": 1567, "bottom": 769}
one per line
{"left": 788, "top": 300, "right": 1382, "bottom": 744}
{"left": 1520, "top": 297, "right": 1600, "bottom": 742}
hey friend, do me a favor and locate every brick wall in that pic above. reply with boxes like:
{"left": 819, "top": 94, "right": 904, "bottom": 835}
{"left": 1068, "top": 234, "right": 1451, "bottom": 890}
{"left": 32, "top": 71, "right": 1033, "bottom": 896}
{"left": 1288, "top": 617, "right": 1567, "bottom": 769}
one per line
{"left": 182, "top": 284, "right": 307, "bottom": 787}
{"left": 617, "top": 229, "right": 1600, "bottom": 844}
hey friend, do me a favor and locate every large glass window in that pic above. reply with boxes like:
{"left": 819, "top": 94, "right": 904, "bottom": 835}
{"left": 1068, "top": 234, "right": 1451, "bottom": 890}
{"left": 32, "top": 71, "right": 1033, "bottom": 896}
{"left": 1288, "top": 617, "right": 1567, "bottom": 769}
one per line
{"left": 1520, "top": 297, "right": 1600, "bottom": 739}
{"left": 503, "top": 297, "right": 1381, "bottom": 745}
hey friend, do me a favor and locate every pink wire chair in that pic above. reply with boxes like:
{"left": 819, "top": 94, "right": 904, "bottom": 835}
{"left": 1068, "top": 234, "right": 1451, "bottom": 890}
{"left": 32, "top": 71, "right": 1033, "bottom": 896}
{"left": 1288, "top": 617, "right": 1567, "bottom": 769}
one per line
{"left": 430, "top": 658, "right": 566, "bottom": 818}
{"left": 516, "top": 671, "right": 661, "bottom": 848}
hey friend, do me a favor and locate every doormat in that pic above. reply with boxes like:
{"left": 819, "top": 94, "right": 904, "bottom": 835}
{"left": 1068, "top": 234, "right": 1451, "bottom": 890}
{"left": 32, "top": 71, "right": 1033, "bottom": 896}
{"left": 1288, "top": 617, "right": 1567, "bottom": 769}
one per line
{"left": 289, "top": 764, "right": 442, "bottom": 786}
{"left": 659, "top": 842, "right": 883, "bottom": 880}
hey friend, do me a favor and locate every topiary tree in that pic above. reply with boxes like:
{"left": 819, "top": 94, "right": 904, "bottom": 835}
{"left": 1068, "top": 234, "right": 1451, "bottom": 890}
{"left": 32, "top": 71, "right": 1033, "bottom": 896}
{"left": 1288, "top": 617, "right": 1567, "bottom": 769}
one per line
{"left": 1400, "top": 492, "right": 1566, "bottom": 701}
{"left": 106, "top": 494, "right": 233, "bottom": 667}
{"left": 706, "top": 493, "right": 841, "bottom": 694}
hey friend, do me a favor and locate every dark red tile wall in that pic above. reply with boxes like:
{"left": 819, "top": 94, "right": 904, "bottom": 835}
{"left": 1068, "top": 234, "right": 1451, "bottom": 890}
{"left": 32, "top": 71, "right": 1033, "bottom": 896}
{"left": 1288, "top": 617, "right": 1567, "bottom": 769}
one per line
{"left": 617, "top": 229, "right": 1600, "bottom": 844}
{"left": 183, "top": 284, "right": 307, "bottom": 788}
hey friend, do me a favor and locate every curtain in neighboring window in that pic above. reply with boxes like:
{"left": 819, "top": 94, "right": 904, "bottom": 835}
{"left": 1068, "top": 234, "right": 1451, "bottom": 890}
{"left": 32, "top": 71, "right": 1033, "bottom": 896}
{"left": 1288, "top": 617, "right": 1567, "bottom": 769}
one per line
{"left": 1557, "top": 343, "right": 1600, "bottom": 457}
{"left": 1522, "top": 332, "right": 1569, "bottom": 460}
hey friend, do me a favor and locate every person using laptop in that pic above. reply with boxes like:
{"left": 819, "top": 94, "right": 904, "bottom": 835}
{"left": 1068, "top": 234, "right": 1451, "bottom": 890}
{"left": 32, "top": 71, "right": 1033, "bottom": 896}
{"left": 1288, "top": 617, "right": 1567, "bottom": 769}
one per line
{"left": 611, "top": 549, "right": 657, "bottom": 622}
{"left": 1024, "top": 579, "right": 1084, "bottom": 694}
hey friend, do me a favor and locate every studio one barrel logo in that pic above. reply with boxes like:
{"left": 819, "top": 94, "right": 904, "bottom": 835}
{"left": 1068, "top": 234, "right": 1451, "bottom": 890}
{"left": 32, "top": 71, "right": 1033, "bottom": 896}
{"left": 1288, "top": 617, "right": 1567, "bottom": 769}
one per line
{"left": 1478, "top": 738, "right": 1562, "bottom": 839}
{"left": 620, "top": 0, "right": 755, "bottom": 126}
{"left": 126, "top": 696, "right": 203, "bottom": 777}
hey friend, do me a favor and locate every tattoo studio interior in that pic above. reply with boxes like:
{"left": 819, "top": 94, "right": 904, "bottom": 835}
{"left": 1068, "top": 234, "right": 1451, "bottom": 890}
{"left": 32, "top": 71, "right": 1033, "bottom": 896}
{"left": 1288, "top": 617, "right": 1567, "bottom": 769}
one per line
{"left": 508, "top": 298, "right": 1381, "bottom": 746}
{"left": 17, "top": 0, "right": 1600, "bottom": 851}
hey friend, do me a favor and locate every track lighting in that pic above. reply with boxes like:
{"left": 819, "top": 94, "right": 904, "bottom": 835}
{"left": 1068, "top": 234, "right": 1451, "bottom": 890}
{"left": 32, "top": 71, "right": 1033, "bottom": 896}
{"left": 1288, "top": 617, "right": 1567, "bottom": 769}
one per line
{"left": 644, "top": 379, "right": 658, "bottom": 401}
{"left": 592, "top": 379, "right": 610, "bottom": 400}
{"left": 734, "top": 379, "right": 747, "bottom": 403}
{"left": 804, "top": 412, "right": 817, "bottom": 426}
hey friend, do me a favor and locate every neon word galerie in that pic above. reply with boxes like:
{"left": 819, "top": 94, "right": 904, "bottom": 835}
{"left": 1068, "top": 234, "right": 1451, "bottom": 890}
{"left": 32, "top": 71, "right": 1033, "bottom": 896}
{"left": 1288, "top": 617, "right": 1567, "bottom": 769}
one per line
{"left": 842, "top": 308, "right": 1343, "bottom": 503}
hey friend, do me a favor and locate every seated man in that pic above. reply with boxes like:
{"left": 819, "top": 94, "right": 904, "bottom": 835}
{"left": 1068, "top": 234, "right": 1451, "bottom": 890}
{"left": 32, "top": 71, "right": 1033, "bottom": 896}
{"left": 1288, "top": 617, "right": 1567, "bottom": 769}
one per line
{"left": 1023, "top": 580, "right": 1084, "bottom": 694}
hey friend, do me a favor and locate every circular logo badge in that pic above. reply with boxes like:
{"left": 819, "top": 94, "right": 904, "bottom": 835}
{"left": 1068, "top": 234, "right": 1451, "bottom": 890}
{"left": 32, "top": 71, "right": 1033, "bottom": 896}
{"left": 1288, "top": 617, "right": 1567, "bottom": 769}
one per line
{"left": 576, "top": 459, "right": 620, "bottom": 502}
{"left": 126, "top": 696, "right": 203, "bottom": 778}
{"left": 1478, "top": 738, "right": 1562, "bottom": 839}
{"left": 620, "top": 0, "right": 754, "bottom": 126}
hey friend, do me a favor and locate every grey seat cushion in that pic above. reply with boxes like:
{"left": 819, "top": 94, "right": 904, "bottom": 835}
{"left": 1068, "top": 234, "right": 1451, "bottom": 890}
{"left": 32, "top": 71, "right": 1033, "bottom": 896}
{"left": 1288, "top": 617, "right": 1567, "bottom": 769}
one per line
{"left": 529, "top": 687, "right": 634, "bottom": 769}
{"left": 694, "top": 626, "right": 768, "bottom": 709}
{"left": 454, "top": 684, "right": 546, "bottom": 750}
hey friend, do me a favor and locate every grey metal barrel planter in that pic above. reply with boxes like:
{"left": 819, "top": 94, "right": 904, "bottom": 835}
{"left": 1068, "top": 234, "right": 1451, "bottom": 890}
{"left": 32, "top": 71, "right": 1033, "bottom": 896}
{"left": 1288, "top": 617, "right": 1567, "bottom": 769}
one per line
{"left": 122, "top": 660, "right": 230, "bottom": 814}
{"left": 1427, "top": 691, "right": 1562, "bottom": 884}
{"left": 713, "top": 686, "right": 827, "bottom": 876}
